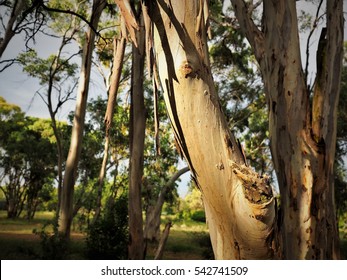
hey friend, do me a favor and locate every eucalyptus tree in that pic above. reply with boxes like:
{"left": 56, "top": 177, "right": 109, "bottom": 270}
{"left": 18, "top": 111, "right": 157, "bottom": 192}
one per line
{"left": 17, "top": 42, "right": 78, "bottom": 214}
{"left": 117, "top": 0, "right": 343, "bottom": 259}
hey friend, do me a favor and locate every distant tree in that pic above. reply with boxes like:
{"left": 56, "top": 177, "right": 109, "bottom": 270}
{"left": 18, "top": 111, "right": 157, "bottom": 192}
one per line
{"left": 17, "top": 41, "right": 78, "bottom": 215}
{"left": 0, "top": 97, "right": 56, "bottom": 219}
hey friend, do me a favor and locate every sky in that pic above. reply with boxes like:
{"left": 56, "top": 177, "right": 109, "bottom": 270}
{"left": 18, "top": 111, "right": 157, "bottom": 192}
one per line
{"left": 0, "top": 1, "right": 346, "bottom": 197}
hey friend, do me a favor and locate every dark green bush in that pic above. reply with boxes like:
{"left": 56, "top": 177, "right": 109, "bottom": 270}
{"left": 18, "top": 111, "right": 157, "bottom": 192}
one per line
{"left": 85, "top": 195, "right": 128, "bottom": 260}
{"left": 190, "top": 210, "right": 206, "bottom": 223}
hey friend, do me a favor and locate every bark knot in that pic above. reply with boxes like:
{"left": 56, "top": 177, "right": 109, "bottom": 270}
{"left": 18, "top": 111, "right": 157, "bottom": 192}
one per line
{"left": 180, "top": 61, "right": 199, "bottom": 79}
{"left": 229, "top": 161, "right": 273, "bottom": 203}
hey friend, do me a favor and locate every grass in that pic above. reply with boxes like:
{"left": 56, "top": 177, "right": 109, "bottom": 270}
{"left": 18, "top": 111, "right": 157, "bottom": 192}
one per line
{"left": 0, "top": 210, "right": 346, "bottom": 260}
{"left": 0, "top": 211, "right": 212, "bottom": 260}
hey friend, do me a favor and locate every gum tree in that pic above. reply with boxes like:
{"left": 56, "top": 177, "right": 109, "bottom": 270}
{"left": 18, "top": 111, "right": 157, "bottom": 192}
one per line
{"left": 117, "top": 0, "right": 343, "bottom": 259}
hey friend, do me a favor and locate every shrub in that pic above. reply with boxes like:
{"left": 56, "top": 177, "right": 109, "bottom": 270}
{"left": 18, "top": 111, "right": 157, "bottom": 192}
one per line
{"left": 85, "top": 195, "right": 128, "bottom": 260}
{"left": 190, "top": 210, "right": 206, "bottom": 223}
{"left": 33, "top": 220, "right": 68, "bottom": 260}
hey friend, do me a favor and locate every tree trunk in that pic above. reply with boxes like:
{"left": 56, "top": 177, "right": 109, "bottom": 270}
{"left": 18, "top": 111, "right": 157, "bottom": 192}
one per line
{"left": 144, "top": 166, "right": 189, "bottom": 242}
{"left": 93, "top": 21, "right": 127, "bottom": 224}
{"left": 231, "top": 0, "right": 342, "bottom": 259}
{"left": 58, "top": 0, "right": 106, "bottom": 238}
{"left": 149, "top": 0, "right": 276, "bottom": 259}
{"left": 128, "top": 13, "right": 146, "bottom": 260}
{"left": 154, "top": 222, "right": 172, "bottom": 260}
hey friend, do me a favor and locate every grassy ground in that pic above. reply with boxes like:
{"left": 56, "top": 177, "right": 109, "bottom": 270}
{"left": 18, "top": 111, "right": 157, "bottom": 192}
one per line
{"left": 1, "top": 211, "right": 346, "bottom": 260}
{"left": 0, "top": 211, "right": 212, "bottom": 260}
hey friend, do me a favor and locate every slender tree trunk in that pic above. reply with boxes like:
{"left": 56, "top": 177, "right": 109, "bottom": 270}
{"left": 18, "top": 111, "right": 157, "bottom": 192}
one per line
{"left": 58, "top": 0, "right": 106, "bottom": 238}
{"left": 128, "top": 13, "right": 146, "bottom": 260}
{"left": 93, "top": 21, "right": 127, "bottom": 224}
{"left": 154, "top": 222, "right": 172, "bottom": 260}
{"left": 148, "top": 0, "right": 276, "bottom": 259}
{"left": 144, "top": 166, "right": 189, "bottom": 242}
{"left": 231, "top": 0, "right": 342, "bottom": 259}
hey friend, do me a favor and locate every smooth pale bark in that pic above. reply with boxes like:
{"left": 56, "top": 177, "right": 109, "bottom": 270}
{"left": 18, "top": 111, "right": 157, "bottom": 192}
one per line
{"left": 128, "top": 14, "right": 146, "bottom": 260}
{"left": 93, "top": 21, "right": 127, "bottom": 224}
{"left": 149, "top": 0, "right": 276, "bottom": 259}
{"left": 231, "top": 0, "right": 342, "bottom": 259}
{"left": 58, "top": 0, "right": 106, "bottom": 238}
{"left": 144, "top": 166, "right": 189, "bottom": 242}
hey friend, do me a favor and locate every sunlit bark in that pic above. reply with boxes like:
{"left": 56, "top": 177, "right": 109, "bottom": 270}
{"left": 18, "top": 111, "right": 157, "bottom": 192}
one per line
{"left": 231, "top": 0, "right": 342, "bottom": 259}
{"left": 58, "top": 0, "right": 106, "bottom": 238}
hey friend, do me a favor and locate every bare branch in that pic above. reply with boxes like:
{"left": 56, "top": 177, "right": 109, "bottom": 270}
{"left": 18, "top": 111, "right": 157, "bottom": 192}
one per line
{"left": 0, "top": 58, "right": 18, "bottom": 72}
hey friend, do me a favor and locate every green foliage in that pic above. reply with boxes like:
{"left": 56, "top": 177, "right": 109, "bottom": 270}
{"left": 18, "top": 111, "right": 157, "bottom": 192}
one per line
{"left": 209, "top": 1, "right": 271, "bottom": 176}
{"left": 0, "top": 98, "right": 58, "bottom": 219}
{"left": 17, "top": 49, "right": 78, "bottom": 85}
{"left": 85, "top": 195, "right": 128, "bottom": 260}
{"left": 190, "top": 210, "right": 206, "bottom": 223}
{"left": 179, "top": 186, "right": 205, "bottom": 222}
{"left": 33, "top": 220, "right": 68, "bottom": 260}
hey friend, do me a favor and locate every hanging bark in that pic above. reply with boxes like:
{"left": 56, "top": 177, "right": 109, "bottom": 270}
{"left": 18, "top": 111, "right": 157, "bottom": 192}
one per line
{"left": 231, "top": 0, "right": 342, "bottom": 259}
{"left": 128, "top": 13, "right": 146, "bottom": 260}
{"left": 93, "top": 20, "right": 127, "bottom": 224}
{"left": 58, "top": 0, "right": 106, "bottom": 238}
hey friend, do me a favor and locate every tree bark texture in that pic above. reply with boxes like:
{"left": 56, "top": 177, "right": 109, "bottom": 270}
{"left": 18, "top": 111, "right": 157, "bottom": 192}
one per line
{"left": 128, "top": 14, "right": 146, "bottom": 260}
{"left": 58, "top": 0, "right": 106, "bottom": 238}
{"left": 231, "top": 0, "right": 342, "bottom": 259}
{"left": 149, "top": 0, "right": 276, "bottom": 259}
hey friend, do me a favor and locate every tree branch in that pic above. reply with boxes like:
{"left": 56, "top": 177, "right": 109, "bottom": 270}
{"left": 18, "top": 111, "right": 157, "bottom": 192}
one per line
{"left": 36, "top": 0, "right": 104, "bottom": 40}
{"left": 230, "top": 0, "right": 264, "bottom": 60}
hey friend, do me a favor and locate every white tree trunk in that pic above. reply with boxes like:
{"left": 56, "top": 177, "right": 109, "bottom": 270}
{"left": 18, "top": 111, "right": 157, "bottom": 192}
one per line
{"left": 59, "top": 0, "right": 106, "bottom": 238}
{"left": 150, "top": 0, "right": 276, "bottom": 259}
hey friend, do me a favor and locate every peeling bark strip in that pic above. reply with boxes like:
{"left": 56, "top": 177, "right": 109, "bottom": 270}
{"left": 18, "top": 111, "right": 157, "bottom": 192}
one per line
{"left": 231, "top": 0, "right": 342, "bottom": 259}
